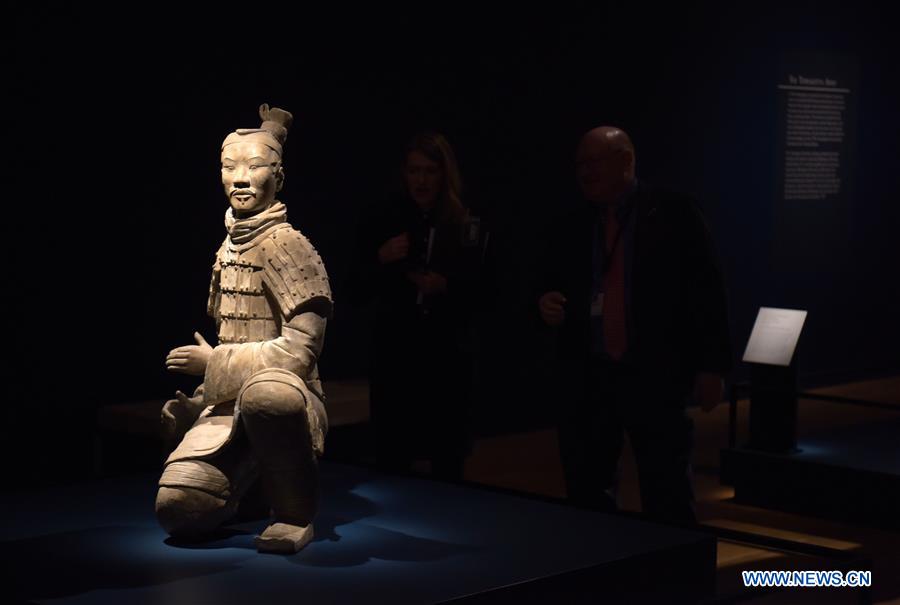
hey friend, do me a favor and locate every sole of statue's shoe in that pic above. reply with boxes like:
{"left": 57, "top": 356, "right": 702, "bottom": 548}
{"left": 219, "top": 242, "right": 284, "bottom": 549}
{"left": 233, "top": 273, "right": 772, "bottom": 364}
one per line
{"left": 255, "top": 522, "right": 314, "bottom": 554}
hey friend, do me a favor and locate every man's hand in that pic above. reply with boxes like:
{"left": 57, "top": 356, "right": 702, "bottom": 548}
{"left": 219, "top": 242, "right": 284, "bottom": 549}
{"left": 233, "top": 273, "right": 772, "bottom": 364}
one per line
{"left": 694, "top": 372, "right": 724, "bottom": 412}
{"left": 539, "top": 291, "right": 567, "bottom": 327}
{"left": 378, "top": 233, "right": 410, "bottom": 264}
{"left": 161, "top": 389, "right": 206, "bottom": 442}
{"left": 407, "top": 270, "right": 448, "bottom": 296}
{"left": 166, "top": 332, "right": 213, "bottom": 376}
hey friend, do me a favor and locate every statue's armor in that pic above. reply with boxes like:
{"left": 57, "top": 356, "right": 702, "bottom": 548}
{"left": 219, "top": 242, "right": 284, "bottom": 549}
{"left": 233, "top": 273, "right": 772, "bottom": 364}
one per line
{"left": 162, "top": 217, "right": 332, "bottom": 481}
{"left": 212, "top": 248, "right": 279, "bottom": 344}
{"left": 208, "top": 223, "right": 331, "bottom": 346}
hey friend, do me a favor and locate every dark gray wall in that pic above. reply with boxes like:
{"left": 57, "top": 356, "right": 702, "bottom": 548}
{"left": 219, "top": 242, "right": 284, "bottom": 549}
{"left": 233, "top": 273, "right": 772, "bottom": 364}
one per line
{"left": 11, "top": 2, "right": 899, "bottom": 482}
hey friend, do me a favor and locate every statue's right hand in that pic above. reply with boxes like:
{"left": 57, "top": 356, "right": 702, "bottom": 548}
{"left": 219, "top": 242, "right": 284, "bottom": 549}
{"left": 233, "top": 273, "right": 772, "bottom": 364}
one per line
{"left": 539, "top": 291, "right": 567, "bottom": 327}
{"left": 377, "top": 233, "right": 410, "bottom": 264}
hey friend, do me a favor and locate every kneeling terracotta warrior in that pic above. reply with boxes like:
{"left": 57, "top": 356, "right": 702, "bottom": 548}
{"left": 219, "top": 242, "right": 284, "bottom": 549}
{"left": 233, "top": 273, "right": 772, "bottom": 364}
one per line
{"left": 158, "top": 104, "right": 331, "bottom": 554}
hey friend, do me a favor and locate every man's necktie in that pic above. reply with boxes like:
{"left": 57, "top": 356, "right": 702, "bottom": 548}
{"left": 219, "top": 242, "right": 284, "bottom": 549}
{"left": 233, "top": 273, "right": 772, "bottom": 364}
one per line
{"left": 603, "top": 204, "right": 627, "bottom": 360}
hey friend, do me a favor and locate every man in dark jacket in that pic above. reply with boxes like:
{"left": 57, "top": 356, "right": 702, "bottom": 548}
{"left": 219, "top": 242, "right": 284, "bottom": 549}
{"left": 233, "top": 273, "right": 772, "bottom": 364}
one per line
{"left": 538, "top": 127, "right": 731, "bottom": 524}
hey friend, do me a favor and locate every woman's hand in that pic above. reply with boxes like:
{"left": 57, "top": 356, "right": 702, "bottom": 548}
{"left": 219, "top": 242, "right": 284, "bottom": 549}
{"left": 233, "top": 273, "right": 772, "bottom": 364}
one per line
{"left": 378, "top": 233, "right": 410, "bottom": 264}
{"left": 408, "top": 270, "right": 448, "bottom": 295}
{"left": 538, "top": 291, "right": 567, "bottom": 326}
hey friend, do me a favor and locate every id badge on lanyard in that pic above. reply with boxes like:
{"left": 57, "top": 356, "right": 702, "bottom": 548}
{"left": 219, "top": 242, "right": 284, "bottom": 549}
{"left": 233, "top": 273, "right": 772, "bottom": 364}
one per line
{"left": 591, "top": 203, "right": 630, "bottom": 318}
{"left": 590, "top": 292, "right": 604, "bottom": 317}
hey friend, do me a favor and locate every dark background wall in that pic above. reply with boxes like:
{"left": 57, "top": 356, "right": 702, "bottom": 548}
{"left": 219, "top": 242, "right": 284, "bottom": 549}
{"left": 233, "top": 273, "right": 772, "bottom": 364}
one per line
{"left": 10, "top": 2, "right": 899, "bottom": 484}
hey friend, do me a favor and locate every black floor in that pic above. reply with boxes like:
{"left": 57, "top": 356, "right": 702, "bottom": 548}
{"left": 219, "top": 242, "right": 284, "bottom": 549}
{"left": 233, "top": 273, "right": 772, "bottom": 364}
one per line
{"left": 4, "top": 462, "right": 715, "bottom": 604}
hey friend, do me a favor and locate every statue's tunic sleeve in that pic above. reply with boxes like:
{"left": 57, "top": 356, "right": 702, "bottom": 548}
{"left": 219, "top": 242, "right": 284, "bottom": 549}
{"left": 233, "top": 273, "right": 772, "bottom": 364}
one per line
{"left": 202, "top": 229, "right": 333, "bottom": 407}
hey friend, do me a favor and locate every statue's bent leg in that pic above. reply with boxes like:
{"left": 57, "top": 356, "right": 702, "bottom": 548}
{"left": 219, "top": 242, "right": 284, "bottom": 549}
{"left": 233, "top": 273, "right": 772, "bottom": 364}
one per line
{"left": 156, "top": 451, "right": 255, "bottom": 539}
{"left": 238, "top": 369, "right": 319, "bottom": 553}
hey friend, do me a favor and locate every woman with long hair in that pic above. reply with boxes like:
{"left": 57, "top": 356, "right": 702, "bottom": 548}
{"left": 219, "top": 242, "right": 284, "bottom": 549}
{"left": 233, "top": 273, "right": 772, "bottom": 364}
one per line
{"left": 348, "top": 131, "right": 476, "bottom": 480}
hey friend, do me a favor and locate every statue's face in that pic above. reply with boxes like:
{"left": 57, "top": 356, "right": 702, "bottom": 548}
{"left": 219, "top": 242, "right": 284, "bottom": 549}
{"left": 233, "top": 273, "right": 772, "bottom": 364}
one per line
{"left": 221, "top": 141, "right": 282, "bottom": 215}
{"left": 405, "top": 150, "right": 443, "bottom": 209}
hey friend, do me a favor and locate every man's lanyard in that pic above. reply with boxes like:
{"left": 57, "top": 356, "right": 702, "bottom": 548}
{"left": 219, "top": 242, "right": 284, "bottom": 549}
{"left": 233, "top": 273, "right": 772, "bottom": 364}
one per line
{"left": 599, "top": 202, "right": 635, "bottom": 277}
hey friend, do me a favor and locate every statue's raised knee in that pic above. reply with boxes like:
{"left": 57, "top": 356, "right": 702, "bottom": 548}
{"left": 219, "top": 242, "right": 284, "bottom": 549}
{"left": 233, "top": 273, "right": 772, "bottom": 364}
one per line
{"left": 238, "top": 368, "right": 309, "bottom": 419}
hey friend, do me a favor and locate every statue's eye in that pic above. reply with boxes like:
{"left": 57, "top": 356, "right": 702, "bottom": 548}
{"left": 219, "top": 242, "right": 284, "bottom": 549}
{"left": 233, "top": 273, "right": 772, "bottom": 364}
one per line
{"left": 223, "top": 166, "right": 235, "bottom": 171}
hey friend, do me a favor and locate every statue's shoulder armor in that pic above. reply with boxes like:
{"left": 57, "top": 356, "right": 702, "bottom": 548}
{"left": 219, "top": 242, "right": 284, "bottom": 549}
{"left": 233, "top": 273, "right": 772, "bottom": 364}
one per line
{"left": 259, "top": 227, "right": 333, "bottom": 319}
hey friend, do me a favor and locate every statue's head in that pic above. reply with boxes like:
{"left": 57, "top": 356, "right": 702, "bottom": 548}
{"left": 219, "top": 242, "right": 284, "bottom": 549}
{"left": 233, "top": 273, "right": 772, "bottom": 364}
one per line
{"left": 221, "top": 104, "right": 293, "bottom": 216}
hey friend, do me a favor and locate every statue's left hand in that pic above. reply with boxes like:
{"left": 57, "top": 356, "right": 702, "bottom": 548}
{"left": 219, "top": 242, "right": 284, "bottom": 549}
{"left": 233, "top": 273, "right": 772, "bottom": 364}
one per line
{"left": 166, "top": 332, "right": 213, "bottom": 376}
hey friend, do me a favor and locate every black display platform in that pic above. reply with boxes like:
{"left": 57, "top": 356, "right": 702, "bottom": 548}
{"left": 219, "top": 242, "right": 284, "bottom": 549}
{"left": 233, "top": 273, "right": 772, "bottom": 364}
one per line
{"left": 722, "top": 416, "right": 900, "bottom": 529}
{"left": 4, "top": 463, "right": 715, "bottom": 604}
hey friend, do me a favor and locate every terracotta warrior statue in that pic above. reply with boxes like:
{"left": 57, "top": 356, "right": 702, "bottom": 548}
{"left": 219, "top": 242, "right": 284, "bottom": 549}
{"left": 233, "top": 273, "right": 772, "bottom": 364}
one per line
{"left": 156, "top": 104, "right": 331, "bottom": 554}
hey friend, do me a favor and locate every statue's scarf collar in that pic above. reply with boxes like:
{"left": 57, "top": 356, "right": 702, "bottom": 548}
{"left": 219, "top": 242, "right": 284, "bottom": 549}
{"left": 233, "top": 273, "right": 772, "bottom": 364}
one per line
{"left": 225, "top": 201, "right": 288, "bottom": 246}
